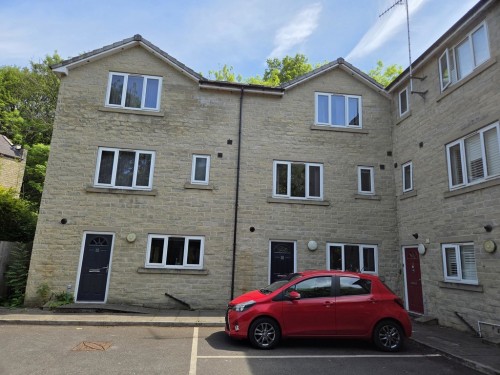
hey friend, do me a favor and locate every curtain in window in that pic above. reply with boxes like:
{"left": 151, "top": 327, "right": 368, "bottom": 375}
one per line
{"left": 460, "top": 245, "right": 477, "bottom": 281}
{"left": 484, "top": 127, "right": 500, "bottom": 176}
{"left": 465, "top": 134, "right": 484, "bottom": 181}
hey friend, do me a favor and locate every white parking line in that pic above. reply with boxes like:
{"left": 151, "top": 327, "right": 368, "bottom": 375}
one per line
{"left": 197, "top": 354, "right": 442, "bottom": 359}
{"left": 189, "top": 327, "right": 199, "bottom": 375}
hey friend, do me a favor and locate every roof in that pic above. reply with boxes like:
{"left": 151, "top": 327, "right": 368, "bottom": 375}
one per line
{"left": 0, "top": 135, "right": 24, "bottom": 159}
{"left": 386, "top": 0, "right": 494, "bottom": 92}
{"left": 51, "top": 35, "right": 387, "bottom": 97}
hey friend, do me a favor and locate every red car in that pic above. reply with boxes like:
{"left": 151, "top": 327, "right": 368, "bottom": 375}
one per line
{"left": 225, "top": 270, "right": 412, "bottom": 351}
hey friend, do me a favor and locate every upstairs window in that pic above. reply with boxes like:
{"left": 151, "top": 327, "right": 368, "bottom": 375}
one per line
{"left": 94, "top": 147, "right": 155, "bottom": 190}
{"left": 446, "top": 122, "right": 500, "bottom": 190}
{"left": 442, "top": 243, "right": 477, "bottom": 284}
{"left": 357, "top": 166, "right": 374, "bottom": 195}
{"left": 106, "top": 72, "right": 162, "bottom": 110}
{"left": 273, "top": 161, "right": 323, "bottom": 200}
{"left": 402, "top": 161, "right": 413, "bottom": 192}
{"left": 191, "top": 154, "right": 210, "bottom": 185}
{"left": 399, "top": 86, "right": 409, "bottom": 117}
{"left": 315, "top": 92, "right": 362, "bottom": 128}
{"left": 439, "top": 22, "right": 490, "bottom": 91}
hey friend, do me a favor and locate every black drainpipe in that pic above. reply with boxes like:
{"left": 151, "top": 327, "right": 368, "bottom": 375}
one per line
{"left": 231, "top": 88, "right": 244, "bottom": 300}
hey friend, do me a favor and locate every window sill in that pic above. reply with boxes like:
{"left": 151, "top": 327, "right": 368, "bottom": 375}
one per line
{"left": 98, "top": 106, "right": 165, "bottom": 117}
{"left": 444, "top": 178, "right": 500, "bottom": 199}
{"left": 438, "top": 281, "right": 483, "bottom": 293}
{"left": 86, "top": 186, "right": 158, "bottom": 196}
{"left": 267, "top": 197, "right": 330, "bottom": 206}
{"left": 437, "top": 57, "right": 497, "bottom": 103}
{"left": 399, "top": 189, "right": 417, "bottom": 200}
{"left": 395, "top": 110, "right": 412, "bottom": 125}
{"left": 354, "top": 194, "right": 381, "bottom": 201}
{"left": 310, "top": 125, "right": 368, "bottom": 134}
{"left": 184, "top": 182, "right": 215, "bottom": 190}
{"left": 137, "top": 267, "right": 209, "bottom": 275}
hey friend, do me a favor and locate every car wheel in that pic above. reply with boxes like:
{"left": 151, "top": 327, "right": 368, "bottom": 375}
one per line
{"left": 373, "top": 320, "right": 404, "bottom": 352}
{"left": 248, "top": 317, "right": 281, "bottom": 349}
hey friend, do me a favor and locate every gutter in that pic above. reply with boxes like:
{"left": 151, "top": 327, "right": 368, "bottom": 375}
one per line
{"left": 230, "top": 87, "right": 244, "bottom": 300}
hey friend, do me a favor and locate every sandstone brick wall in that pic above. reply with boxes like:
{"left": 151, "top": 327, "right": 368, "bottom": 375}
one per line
{"left": 0, "top": 154, "right": 26, "bottom": 196}
{"left": 391, "top": 2, "right": 500, "bottom": 330}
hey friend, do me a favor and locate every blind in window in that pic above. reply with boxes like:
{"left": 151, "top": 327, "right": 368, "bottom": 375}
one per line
{"left": 465, "top": 134, "right": 484, "bottom": 181}
{"left": 460, "top": 244, "right": 477, "bottom": 281}
{"left": 484, "top": 126, "right": 500, "bottom": 176}
{"left": 444, "top": 247, "right": 458, "bottom": 277}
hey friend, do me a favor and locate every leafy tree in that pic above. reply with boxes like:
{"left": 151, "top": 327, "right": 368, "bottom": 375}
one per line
{"left": 4, "top": 242, "right": 32, "bottom": 307}
{"left": 22, "top": 143, "right": 50, "bottom": 206}
{"left": 368, "top": 60, "right": 403, "bottom": 87}
{"left": 0, "top": 187, "right": 37, "bottom": 242}
{"left": 0, "top": 52, "right": 61, "bottom": 146}
{"left": 208, "top": 64, "right": 242, "bottom": 83}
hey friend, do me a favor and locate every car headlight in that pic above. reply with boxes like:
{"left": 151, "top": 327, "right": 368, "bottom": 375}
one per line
{"left": 233, "top": 300, "right": 256, "bottom": 312}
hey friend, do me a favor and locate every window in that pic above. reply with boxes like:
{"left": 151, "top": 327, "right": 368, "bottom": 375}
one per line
{"left": 399, "top": 87, "right": 409, "bottom": 116}
{"left": 94, "top": 147, "right": 155, "bottom": 190}
{"left": 439, "top": 22, "right": 490, "bottom": 91}
{"left": 273, "top": 161, "right": 323, "bottom": 200}
{"left": 446, "top": 122, "right": 500, "bottom": 189}
{"left": 327, "top": 243, "right": 378, "bottom": 274}
{"left": 339, "top": 277, "right": 371, "bottom": 296}
{"left": 146, "top": 235, "right": 204, "bottom": 269}
{"left": 287, "top": 276, "right": 332, "bottom": 299}
{"left": 106, "top": 72, "right": 162, "bottom": 110}
{"left": 191, "top": 155, "right": 210, "bottom": 184}
{"left": 357, "top": 166, "right": 374, "bottom": 195}
{"left": 315, "top": 92, "right": 362, "bottom": 128}
{"left": 402, "top": 161, "right": 413, "bottom": 192}
{"left": 442, "top": 243, "right": 477, "bottom": 284}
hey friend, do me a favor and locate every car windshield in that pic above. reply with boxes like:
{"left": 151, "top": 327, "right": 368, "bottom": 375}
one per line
{"left": 259, "top": 273, "right": 303, "bottom": 294}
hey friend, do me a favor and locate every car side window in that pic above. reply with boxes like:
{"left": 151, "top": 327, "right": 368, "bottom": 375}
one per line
{"left": 339, "top": 277, "right": 371, "bottom": 296}
{"left": 288, "top": 276, "right": 332, "bottom": 299}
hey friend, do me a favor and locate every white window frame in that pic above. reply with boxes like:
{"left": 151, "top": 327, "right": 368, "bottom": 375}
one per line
{"left": 446, "top": 122, "right": 500, "bottom": 190}
{"left": 94, "top": 147, "right": 155, "bottom": 190}
{"left": 145, "top": 234, "right": 204, "bottom": 270}
{"left": 273, "top": 160, "right": 323, "bottom": 200}
{"left": 398, "top": 86, "right": 409, "bottom": 117}
{"left": 441, "top": 243, "right": 478, "bottom": 285}
{"left": 105, "top": 72, "right": 162, "bottom": 111}
{"left": 439, "top": 22, "right": 490, "bottom": 91}
{"left": 357, "top": 166, "right": 374, "bottom": 195}
{"left": 326, "top": 243, "right": 378, "bottom": 274}
{"left": 402, "top": 161, "right": 413, "bottom": 192}
{"left": 191, "top": 154, "right": 211, "bottom": 185}
{"left": 315, "top": 92, "right": 362, "bottom": 128}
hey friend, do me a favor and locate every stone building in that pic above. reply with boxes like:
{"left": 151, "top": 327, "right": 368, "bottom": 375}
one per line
{"left": 25, "top": 0, "right": 499, "bottom": 333}
{"left": 0, "top": 135, "right": 27, "bottom": 196}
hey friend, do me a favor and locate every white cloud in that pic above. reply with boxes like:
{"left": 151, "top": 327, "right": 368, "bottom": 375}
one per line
{"left": 346, "top": 0, "right": 428, "bottom": 62}
{"left": 268, "top": 3, "right": 322, "bottom": 59}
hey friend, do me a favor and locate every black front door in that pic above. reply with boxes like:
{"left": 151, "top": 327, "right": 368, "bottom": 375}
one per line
{"left": 270, "top": 241, "right": 295, "bottom": 283}
{"left": 77, "top": 233, "right": 113, "bottom": 302}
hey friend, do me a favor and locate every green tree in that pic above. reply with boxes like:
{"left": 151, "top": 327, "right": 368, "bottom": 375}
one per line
{"left": 0, "top": 187, "right": 38, "bottom": 242}
{"left": 208, "top": 64, "right": 242, "bottom": 83}
{"left": 22, "top": 143, "right": 50, "bottom": 206}
{"left": 0, "top": 52, "right": 61, "bottom": 146}
{"left": 367, "top": 60, "right": 403, "bottom": 87}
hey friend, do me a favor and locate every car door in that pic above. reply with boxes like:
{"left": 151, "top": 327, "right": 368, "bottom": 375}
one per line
{"left": 334, "top": 276, "right": 378, "bottom": 336}
{"left": 281, "top": 276, "right": 335, "bottom": 336}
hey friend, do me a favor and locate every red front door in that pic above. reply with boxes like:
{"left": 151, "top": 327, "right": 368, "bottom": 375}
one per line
{"left": 404, "top": 247, "right": 424, "bottom": 314}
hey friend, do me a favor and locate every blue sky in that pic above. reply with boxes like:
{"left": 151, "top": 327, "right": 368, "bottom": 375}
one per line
{"left": 0, "top": 0, "right": 479, "bottom": 78}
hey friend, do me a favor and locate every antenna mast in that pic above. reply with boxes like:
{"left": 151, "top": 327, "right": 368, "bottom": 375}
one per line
{"left": 379, "top": 0, "right": 427, "bottom": 97}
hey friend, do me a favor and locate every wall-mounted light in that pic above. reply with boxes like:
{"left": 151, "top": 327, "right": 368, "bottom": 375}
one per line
{"left": 412, "top": 233, "right": 419, "bottom": 239}
{"left": 307, "top": 241, "right": 318, "bottom": 251}
{"left": 484, "top": 225, "right": 493, "bottom": 232}
{"left": 417, "top": 243, "right": 426, "bottom": 255}
{"left": 126, "top": 233, "right": 137, "bottom": 243}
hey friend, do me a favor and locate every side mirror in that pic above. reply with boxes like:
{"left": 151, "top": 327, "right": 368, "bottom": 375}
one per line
{"left": 288, "top": 291, "right": 301, "bottom": 300}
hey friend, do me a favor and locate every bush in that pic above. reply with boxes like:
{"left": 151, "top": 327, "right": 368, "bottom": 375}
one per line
{"left": 4, "top": 242, "right": 32, "bottom": 307}
{"left": 0, "top": 187, "right": 37, "bottom": 242}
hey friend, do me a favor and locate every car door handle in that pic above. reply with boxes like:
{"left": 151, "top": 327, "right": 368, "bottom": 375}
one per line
{"left": 323, "top": 301, "right": 332, "bottom": 307}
